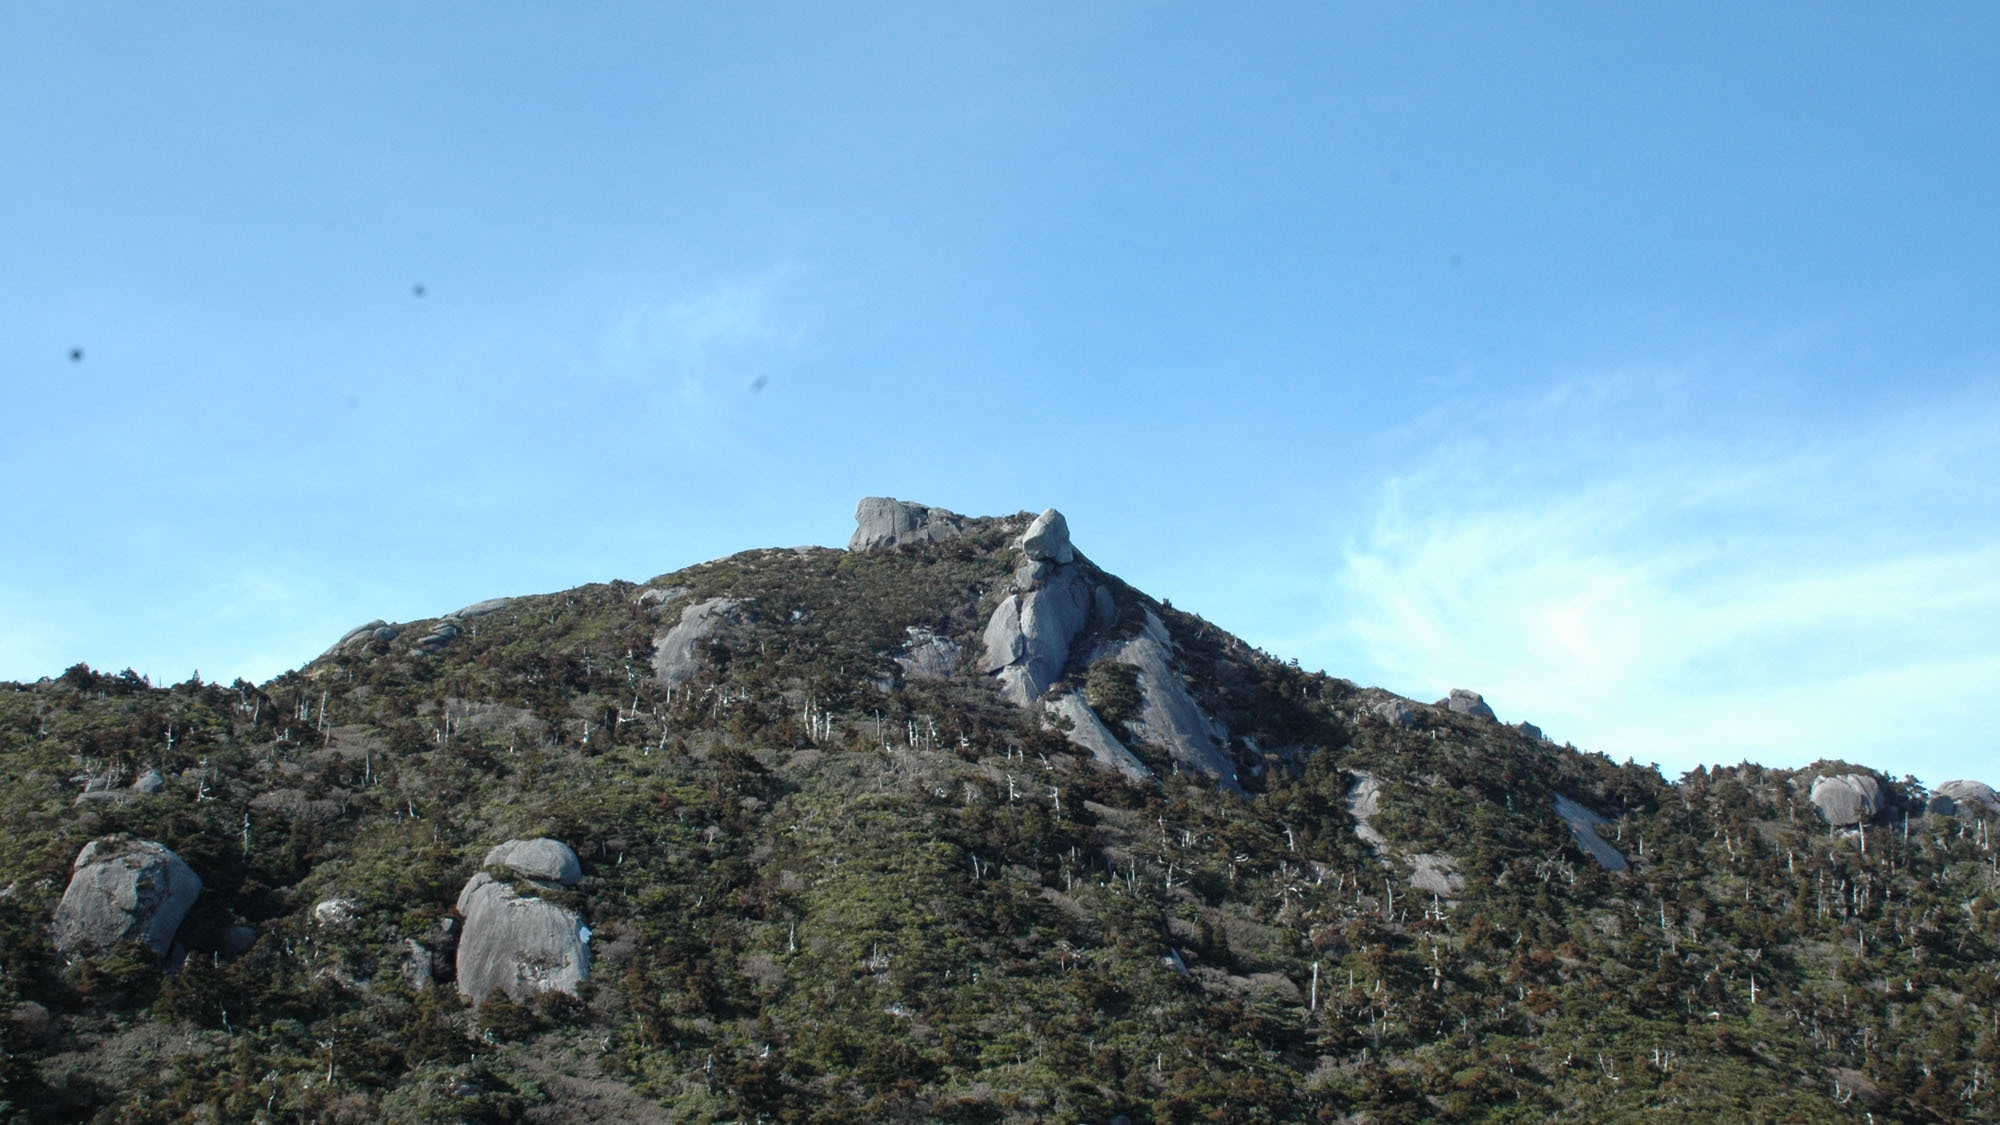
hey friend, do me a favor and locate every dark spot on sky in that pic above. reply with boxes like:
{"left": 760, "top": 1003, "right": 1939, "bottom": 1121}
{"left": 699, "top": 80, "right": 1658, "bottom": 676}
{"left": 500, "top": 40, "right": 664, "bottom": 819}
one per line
{"left": 346, "top": 396, "right": 360, "bottom": 409}
{"left": 750, "top": 375, "right": 768, "bottom": 394}
{"left": 1449, "top": 253, "right": 1462, "bottom": 268}
{"left": 69, "top": 348, "right": 83, "bottom": 363}
{"left": 412, "top": 284, "right": 426, "bottom": 298}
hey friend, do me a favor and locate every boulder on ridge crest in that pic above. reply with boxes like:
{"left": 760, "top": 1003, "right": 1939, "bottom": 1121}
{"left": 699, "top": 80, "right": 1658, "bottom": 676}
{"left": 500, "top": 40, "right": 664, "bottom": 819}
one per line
{"left": 849, "top": 497, "right": 968, "bottom": 552}
{"left": 1810, "top": 773, "right": 1885, "bottom": 827}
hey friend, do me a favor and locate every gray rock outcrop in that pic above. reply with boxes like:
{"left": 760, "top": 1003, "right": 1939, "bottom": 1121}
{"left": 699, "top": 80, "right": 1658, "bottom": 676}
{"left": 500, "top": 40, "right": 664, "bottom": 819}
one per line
{"left": 483, "top": 838, "right": 583, "bottom": 887}
{"left": 652, "top": 597, "right": 746, "bottom": 684}
{"left": 411, "top": 622, "right": 460, "bottom": 654}
{"left": 328, "top": 619, "right": 399, "bottom": 655}
{"left": 1020, "top": 508, "right": 1074, "bottom": 564}
{"left": 1371, "top": 698, "right": 1422, "bottom": 728}
{"left": 1438, "top": 689, "right": 1497, "bottom": 722}
{"left": 1553, "top": 795, "right": 1629, "bottom": 871}
{"left": 1929, "top": 779, "right": 1998, "bottom": 817}
{"left": 130, "top": 768, "right": 165, "bottom": 794}
{"left": 981, "top": 565, "right": 1096, "bottom": 706}
{"left": 848, "top": 497, "right": 969, "bottom": 552}
{"left": 1092, "top": 609, "right": 1240, "bottom": 792}
{"left": 1044, "top": 690, "right": 1152, "bottom": 782}
{"left": 1408, "top": 854, "right": 1466, "bottom": 898}
{"left": 1810, "top": 773, "right": 1885, "bottom": 826}
{"left": 52, "top": 837, "right": 201, "bottom": 960}
{"left": 454, "top": 873, "right": 590, "bottom": 1003}
{"left": 449, "top": 597, "right": 512, "bottom": 619}
{"left": 895, "top": 627, "right": 962, "bottom": 682}
{"left": 1346, "top": 772, "right": 1388, "bottom": 849}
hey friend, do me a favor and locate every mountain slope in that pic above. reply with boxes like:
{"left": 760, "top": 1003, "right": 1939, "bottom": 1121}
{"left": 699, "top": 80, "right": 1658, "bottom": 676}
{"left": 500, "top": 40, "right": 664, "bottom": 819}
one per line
{"left": 0, "top": 498, "right": 1994, "bottom": 1123}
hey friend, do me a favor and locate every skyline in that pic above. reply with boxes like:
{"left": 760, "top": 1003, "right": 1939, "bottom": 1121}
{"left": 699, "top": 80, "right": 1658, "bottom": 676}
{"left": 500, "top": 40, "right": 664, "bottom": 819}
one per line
{"left": 5, "top": 4, "right": 1997, "bottom": 785}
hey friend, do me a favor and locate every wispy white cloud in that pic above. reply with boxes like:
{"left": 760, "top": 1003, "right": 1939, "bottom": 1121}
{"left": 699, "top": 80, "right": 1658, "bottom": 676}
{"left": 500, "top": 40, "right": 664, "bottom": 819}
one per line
{"left": 1329, "top": 374, "right": 2000, "bottom": 785}
{"left": 596, "top": 267, "right": 806, "bottom": 450}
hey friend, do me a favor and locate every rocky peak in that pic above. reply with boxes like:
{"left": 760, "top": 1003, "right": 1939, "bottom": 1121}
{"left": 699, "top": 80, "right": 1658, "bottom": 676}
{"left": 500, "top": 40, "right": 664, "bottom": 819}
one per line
{"left": 1019, "top": 508, "right": 1074, "bottom": 564}
{"left": 848, "top": 497, "right": 970, "bottom": 552}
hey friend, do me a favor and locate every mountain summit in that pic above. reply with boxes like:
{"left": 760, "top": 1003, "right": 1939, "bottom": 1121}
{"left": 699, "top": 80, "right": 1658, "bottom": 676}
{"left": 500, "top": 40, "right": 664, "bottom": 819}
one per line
{"left": 0, "top": 498, "right": 1994, "bottom": 1122}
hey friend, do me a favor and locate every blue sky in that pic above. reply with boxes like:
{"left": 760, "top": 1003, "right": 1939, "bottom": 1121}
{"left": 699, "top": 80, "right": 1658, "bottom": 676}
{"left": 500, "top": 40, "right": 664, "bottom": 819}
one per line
{"left": 5, "top": 4, "right": 1998, "bottom": 785}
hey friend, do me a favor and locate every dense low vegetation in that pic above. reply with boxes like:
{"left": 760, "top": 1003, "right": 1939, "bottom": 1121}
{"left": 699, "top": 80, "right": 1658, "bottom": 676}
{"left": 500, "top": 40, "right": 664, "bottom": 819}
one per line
{"left": 0, "top": 524, "right": 1995, "bottom": 1122}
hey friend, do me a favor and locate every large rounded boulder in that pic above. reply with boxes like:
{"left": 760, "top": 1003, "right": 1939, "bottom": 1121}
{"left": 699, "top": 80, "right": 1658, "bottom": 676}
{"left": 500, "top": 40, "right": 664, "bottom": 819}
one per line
{"left": 1810, "top": 773, "right": 1885, "bottom": 827}
{"left": 52, "top": 837, "right": 201, "bottom": 960}
{"left": 456, "top": 839, "right": 589, "bottom": 1003}
{"left": 483, "top": 838, "right": 583, "bottom": 886}
{"left": 1929, "top": 779, "right": 1998, "bottom": 817}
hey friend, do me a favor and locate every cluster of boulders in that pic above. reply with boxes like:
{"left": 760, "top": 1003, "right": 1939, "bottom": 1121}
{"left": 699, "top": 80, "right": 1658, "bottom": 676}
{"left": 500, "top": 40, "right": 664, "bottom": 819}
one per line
{"left": 325, "top": 596, "right": 514, "bottom": 661}
{"left": 1803, "top": 772, "right": 1997, "bottom": 827}
{"left": 47, "top": 831, "right": 591, "bottom": 1004}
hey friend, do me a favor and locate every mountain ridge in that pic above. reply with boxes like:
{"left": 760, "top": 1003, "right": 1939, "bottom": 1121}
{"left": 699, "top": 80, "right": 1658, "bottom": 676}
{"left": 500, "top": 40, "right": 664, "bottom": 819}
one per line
{"left": 0, "top": 497, "right": 1994, "bottom": 1122}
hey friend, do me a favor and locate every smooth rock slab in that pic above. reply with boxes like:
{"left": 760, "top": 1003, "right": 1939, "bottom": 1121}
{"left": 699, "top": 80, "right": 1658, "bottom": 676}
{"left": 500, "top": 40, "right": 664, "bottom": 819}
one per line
{"left": 1810, "top": 774, "right": 1885, "bottom": 826}
{"left": 483, "top": 838, "right": 582, "bottom": 887}
{"left": 52, "top": 837, "right": 201, "bottom": 960}
{"left": 1553, "top": 795, "right": 1629, "bottom": 871}
{"left": 1095, "top": 610, "right": 1240, "bottom": 792}
{"left": 455, "top": 873, "right": 589, "bottom": 1003}
{"left": 652, "top": 597, "right": 745, "bottom": 685}
{"left": 1044, "top": 690, "right": 1153, "bottom": 782}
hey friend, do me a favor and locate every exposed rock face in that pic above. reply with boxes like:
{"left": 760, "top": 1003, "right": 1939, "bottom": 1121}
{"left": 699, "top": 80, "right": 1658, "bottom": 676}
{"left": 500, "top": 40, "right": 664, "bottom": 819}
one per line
{"left": 329, "top": 619, "right": 399, "bottom": 655}
{"left": 1346, "top": 772, "right": 1388, "bottom": 849}
{"left": 1810, "top": 774, "right": 1885, "bottom": 826}
{"left": 1044, "top": 690, "right": 1152, "bottom": 782}
{"left": 454, "top": 873, "right": 590, "bottom": 1003}
{"left": 1408, "top": 854, "right": 1465, "bottom": 897}
{"left": 1095, "top": 609, "right": 1240, "bottom": 792}
{"left": 1514, "top": 721, "right": 1545, "bottom": 742}
{"left": 895, "top": 627, "right": 962, "bottom": 682}
{"left": 1371, "top": 699, "right": 1422, "bottom": 728}
{"left": 1553, "top": 795, "right": 1628, "bottom": 871}
{"left": 411, "top": 621, "right": 460, "bottom": 654}
{"left": 52, "top": 837, "right": 201, "bottom": 960}
{"left": 313, "top": 898, "right": 360, "bottom": 927}
{"left": 1020, "top": 508, "right": 1074, "bottom": 564}
{"left": 484, "top": 838, "right": 582, "bottom": 887}
{"left": 1929, "top": 780, "right": 1998, "bottom": 817}
{"left": 981, "top": 566, "right": 1096, "bottom": 706}
{"left": 450, "top": 597, "right": 512, "bottom": 619}
{"left": 848, "top": 497, "right": 968, "bottom": 552}
{"left": 1438, "top": 689, "right": 1497, "bottom": 722}
{"left": 652, "top": 597, "right": 746, "bottom": 684}
{"left": 130, "top": 768, "right": 165, "bottom": 794}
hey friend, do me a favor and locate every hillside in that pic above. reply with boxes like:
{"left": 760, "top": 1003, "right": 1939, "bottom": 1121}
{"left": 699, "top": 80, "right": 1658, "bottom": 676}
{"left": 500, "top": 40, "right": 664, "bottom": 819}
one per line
{"left": 0, "top": 498, "right": 1995, "bottom": 1123}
